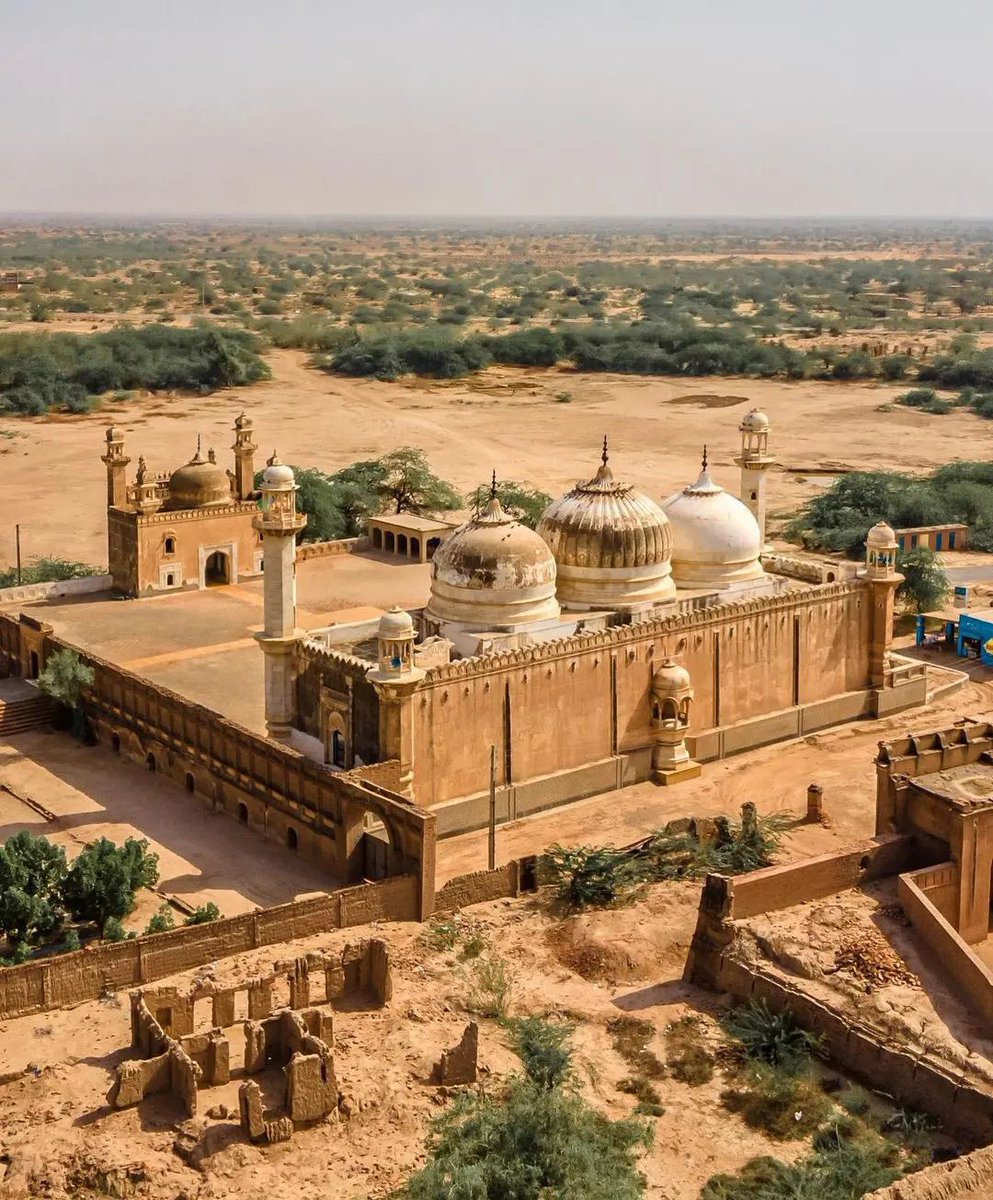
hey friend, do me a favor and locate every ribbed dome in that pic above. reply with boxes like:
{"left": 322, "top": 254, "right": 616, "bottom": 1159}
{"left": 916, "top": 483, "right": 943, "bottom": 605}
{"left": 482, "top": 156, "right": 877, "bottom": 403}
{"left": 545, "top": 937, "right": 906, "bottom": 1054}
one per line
{"left": 866, "top": 520, "right": 897, "bottom": 549}
{"left": 426, "top": 491, "right": 560, "bottom": 631}
{"left": 166, "top": 447, "right": 231, "bottom": 510}
{"left": 537, "top": 445, "right": 676, "bottom": 611}
{"left": 661, "top": 459, "right": 765, "bottom": 591}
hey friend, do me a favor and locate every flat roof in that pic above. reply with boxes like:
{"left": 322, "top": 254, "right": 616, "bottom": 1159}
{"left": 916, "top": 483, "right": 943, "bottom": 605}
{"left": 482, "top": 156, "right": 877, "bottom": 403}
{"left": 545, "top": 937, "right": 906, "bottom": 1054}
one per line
{"left": 895, "top": 523, "right": 968, "bottom": 534}
{"left": 367, "top": 513, "right": 456, "bottom": 533}
{"left": 958, "top": 609, "right": 993, "bottom": 625}
{"left": 913, "top": 762, "right": 993, "bottom": 811}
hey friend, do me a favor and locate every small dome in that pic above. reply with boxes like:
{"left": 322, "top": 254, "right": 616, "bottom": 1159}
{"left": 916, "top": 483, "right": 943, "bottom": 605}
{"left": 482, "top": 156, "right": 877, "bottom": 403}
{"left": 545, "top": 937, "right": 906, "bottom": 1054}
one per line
{"left": 379, "top": 606, "right": 414, "bottom": 638}
{"left": 426, "top": 491, "right": 560, "bottom": 630}
{"left": 166, "top": 446, "right": 231, "bottom": 510}
{"left": 653, "top": 658, "right": 692, "bottom": 695}
{"left": 106, "top": 425, "right": 122, "bottom": 442}
{"left": 740, "top": 408, "right": 770, "bottom": 432}
{"left": 866, "top": 520, "right": 897, "bottom": 549}
{"left": 661, "top": 459, "right": 765, "bottom": 591}
{"left": 537, "top": 444, "right": 675, "bottom": 611}
{"left": 262, "top": 452, "right": 295, "bottom": 491}
{"left": 234, "top": 411, "right": 252, "bottom": 430}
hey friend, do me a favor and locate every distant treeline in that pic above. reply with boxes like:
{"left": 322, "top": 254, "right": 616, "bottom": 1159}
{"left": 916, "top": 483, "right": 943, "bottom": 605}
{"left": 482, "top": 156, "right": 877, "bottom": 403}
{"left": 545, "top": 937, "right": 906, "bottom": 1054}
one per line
{"left": 310, "top": 321, "right": 990, "bottom": 384}
{"left": 0, "top": 325, "right": 270, "bottom": 414}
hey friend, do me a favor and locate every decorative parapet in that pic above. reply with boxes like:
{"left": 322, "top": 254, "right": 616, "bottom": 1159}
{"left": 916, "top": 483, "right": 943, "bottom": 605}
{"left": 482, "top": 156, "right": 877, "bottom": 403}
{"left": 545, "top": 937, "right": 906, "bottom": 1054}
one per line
{"left": 109, "top": 501, "right": 259, "bottom": 526}
{"left": 420, "top": 579, "right": 866, "bottom": 683}
{"left": 297, "top": 637, "right": 370, "bottom": 675}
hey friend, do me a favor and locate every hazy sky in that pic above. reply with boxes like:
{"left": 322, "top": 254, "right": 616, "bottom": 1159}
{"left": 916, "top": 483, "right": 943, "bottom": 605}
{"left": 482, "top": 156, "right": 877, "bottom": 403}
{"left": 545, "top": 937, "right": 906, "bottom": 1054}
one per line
{"left": 4, "top": 0, "right": 993, "bottom": 218}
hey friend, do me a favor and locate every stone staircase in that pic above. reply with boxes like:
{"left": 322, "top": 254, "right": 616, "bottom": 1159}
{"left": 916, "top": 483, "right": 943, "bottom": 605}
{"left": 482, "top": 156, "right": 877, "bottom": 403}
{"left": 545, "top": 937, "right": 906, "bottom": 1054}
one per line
{"left": 0, "top": 682, "right": 54, "bottom": 737}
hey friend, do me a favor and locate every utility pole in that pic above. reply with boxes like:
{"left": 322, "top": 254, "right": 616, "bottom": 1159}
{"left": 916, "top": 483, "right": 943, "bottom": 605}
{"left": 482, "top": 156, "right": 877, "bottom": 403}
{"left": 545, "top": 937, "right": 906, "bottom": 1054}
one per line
{"left": 15, "top": 524, "right": 22, "bottom": 586}
{"left": 488, "top": 744, "right": 497, "bottom": 870}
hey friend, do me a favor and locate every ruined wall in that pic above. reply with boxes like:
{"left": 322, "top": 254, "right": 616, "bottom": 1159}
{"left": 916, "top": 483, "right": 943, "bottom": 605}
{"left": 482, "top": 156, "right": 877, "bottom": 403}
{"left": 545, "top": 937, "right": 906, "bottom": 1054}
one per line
{"left": 0, "top": 877, "right": 416, "bottom": 1021}
{"left": 723, "top": 834, "right": 932, "bottom": 922}
{"left": 713, "top": 955, "right": 993, "bottom": 1144}
{"left": 899, "top": 868, "right": 993, "bottom": 1030}
{"left": 867, "top": 1144, "right": 993, "bottom": 1199}
{"left": 410, "top": 582, "right": 874, "bottom": 807}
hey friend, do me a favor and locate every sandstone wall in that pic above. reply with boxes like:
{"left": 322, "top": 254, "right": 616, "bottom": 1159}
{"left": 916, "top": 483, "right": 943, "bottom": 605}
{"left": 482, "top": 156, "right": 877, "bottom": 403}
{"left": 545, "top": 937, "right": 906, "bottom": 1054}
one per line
{"left": 867, "top": 1145, "right": 993, "bottom": 1198}
{"left": 0, "top": 875, "right": 417, "bottom": 1021}
{"left": 411, "top": 583, "right": 874, "bottom": 806}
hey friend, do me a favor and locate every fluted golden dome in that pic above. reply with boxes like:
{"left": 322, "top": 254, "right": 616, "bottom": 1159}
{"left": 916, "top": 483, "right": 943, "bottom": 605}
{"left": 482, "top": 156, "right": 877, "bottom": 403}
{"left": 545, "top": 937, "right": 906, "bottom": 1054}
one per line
{"left": 537, "top": 442, "right": 676, "bottom": 611}
{"left": 426, "top": 487, "right": 560, "bottom": 631}
{"left": 166, "top": 446, "right": 232, "bottom": 510}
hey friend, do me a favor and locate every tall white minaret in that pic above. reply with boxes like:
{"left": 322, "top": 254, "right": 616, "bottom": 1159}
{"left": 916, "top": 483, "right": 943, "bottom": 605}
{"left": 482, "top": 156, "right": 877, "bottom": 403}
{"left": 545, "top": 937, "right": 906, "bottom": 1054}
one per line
{"left": 735, "top": 408, "right": 775, "bottom": 549}
{"left": 253, "top": 453, "right": 306, "bottom": 741}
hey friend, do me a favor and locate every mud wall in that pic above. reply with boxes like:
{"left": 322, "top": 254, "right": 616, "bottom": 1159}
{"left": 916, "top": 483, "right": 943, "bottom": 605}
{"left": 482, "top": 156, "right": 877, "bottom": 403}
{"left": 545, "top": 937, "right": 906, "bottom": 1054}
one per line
{"left": 899, "top": 868, "right": 993, "bottom": 1030}
{"left": 724, "top": 834, "right": 929, "bottom": 922}
{"left": 715, "top": 955, "right": 993, "bottom": 1145}
{"left": 0, "top": 875, "right": 417, "bottom": 1021}
{"left": 867, "top": 1143, "right": 993, "bottom": 1198}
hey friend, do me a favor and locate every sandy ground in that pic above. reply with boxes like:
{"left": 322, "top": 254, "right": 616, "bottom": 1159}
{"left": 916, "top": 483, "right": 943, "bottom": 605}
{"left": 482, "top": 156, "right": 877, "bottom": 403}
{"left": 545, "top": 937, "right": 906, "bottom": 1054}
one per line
{"left": 0, "top": 882, "right": 922, "bottom": 1200}
{"left": 0, "top": 733, "right": 333, "bottom": 922}
{"left": 0, "top": 349, "right": 987, "bottom": 572}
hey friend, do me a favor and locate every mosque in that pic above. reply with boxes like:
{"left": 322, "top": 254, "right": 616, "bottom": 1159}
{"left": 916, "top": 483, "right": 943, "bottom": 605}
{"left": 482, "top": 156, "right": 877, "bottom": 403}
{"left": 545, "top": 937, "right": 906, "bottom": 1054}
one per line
{"left": 104, "top": 410, "right": 928, "bottom": 835}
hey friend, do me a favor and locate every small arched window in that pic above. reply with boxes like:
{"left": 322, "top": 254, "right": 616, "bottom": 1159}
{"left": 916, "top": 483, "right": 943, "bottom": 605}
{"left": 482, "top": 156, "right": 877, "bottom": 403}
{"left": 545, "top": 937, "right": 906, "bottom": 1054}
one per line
{"left": 164, "top": 536, "right": 176, "bottom": 555}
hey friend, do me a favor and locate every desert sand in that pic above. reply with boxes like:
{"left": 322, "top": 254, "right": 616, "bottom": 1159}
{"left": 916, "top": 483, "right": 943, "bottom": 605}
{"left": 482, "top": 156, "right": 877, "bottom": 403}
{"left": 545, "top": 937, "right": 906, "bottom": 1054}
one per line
{"left": 0, "top": 348, "right": 980, "bottom": 571}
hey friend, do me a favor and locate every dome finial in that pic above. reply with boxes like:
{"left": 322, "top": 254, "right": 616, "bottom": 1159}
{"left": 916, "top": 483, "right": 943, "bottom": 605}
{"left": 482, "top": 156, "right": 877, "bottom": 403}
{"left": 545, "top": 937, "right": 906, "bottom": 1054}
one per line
{"left": 490, "top": 469, "right": 498, "bottom": 501}
{"left": 702, "top": 444, "right": 708, "bottom": 471}
{"left": 601, "top": 435, "right": 609, "bottom": 468}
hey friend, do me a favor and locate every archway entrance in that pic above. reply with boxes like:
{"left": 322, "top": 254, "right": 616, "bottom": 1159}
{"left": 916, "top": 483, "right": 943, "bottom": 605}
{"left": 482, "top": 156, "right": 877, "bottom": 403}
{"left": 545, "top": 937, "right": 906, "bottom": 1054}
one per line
{"left": 331, "top": 729, "right": 347, "bottom": 769}
{"left": 204, "top": 551, "right": 231, "bottom": 587}
{"left": 344, "top": 806, "right": 398, "bottom": 883}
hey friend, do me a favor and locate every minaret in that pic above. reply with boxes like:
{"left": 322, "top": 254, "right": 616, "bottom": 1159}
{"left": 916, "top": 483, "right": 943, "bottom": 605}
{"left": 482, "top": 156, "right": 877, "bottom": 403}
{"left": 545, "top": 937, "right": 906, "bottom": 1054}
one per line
{"left": 735, "top": 409, "right": 774, "bottom": 549}
{"left": 101, "top": 426, "right": 130, "bottom": 510}
{"left": 232, "top": 412, "right": 257, "bottom": 501}
{"left": 253, "top": 453, "right": 306, "bottom": 741}
{"left": 861, "top": 521, "right": 903, "bottom": 689}
{"left": 366, "top": 607, "right": 424, "bottom": 799}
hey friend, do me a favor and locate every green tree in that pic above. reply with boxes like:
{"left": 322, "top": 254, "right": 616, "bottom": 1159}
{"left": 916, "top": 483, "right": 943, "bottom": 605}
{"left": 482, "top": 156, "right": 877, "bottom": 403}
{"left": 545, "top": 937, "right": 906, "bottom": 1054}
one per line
{"left": 0, "top": 831, "right": 67, "bottom": 943}
{"left": 37, "top": 647, "right": 94, "bottom": 710}
{"left": 465, "top": 480, "right": 552, "bottom": 529}
{"left": 60, "top": 837, "right": 159, "bottom": 927}
{"left": 401, "top": 1021, "right": 650, "bottom": 1200}
{"left": 897, "top": 546, "right": 949, "bottom": 612}
{"left": 376, "top": 448, "right": 461, "bottom": 515}
{"left": 185, "top": 902, "right": 221, "bottom": 925}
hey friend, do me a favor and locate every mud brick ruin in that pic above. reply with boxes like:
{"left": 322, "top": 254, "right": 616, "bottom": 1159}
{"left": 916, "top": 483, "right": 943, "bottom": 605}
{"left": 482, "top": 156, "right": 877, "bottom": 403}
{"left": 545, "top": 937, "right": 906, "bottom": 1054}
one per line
{"left": 115, "top": 939, "right": 390, "bottom": 1143}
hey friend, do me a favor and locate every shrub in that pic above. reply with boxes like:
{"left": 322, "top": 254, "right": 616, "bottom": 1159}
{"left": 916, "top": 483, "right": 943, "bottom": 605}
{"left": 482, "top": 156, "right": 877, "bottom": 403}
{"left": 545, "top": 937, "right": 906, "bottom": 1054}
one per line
{"left": 102, "top": 916, "right": 130, "bottom": 942}
{"left": 184, "top": 902, "right": 221, "bottom": 925}
{"left": 721, "top": 1000, "right": 822, "bottom": 1075}
{"left": 720, "top": 1063, "right": 831, "bottom": 1140}
{"left": 63, "top": 928, "right": 81, "bottom": 952}
{"left": 144, "top": 904, "right": 175, "bottom": 934}
{"left": 541, "top": 844, "right": 643, "bottom": 910}
{"left": 506, "top": 1016, "right": 574, "bottom": 1090}
{"left": 463, "top": 955, "right": 512, "bottom": 1019}
{"left": 60, "top": 837, "right": 159, "bottom": 927}
{"left": 665, "top": 1015, "right": 715, "bottom": 1086}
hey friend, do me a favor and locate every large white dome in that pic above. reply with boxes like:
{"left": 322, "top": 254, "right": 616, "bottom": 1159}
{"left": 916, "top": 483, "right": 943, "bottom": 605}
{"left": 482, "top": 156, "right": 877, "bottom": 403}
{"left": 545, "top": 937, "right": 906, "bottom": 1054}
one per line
{"left": 537, "top": 444, "right": 675, "bottom": 612}
{"left": 425, "top": 491, "right": 560, "bottom": 630}
{"left": 661, "top": 459, "right": 765, "bottom": 591}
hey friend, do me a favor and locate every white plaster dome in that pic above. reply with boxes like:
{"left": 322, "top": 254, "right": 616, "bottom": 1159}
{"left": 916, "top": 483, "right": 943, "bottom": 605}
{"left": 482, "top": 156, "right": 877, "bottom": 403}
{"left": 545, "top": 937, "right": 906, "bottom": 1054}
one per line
{"left": 425, "top": 491, "right": 560, "bottom": 630}
{"left": 537, "top": 445, "right": 676, "bottom": 611}
{"left": 166, "top": 446, "right": 231, "bottom": 510}
{"left": 740, "top": 408, "right": 770, "bottom": 432}
{"left": 661, "top": 459, "right": 765, "bottom": 591}
{"left": 262, "top": 453, "right": 295, "bottom": 491}
{"left": 378, "top": 606, "right": 414, "bottom": 638}
{"left": 866, "top": 520, "right": 897, "bottom": 549}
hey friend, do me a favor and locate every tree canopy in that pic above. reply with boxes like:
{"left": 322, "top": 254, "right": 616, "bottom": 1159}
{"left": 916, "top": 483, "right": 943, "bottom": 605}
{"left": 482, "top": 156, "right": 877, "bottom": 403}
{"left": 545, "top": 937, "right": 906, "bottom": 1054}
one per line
{"left": 897, "top": 546, "right": 949, "bottom": 613}
{"left": 787, "top": 463, "right": 993, "bottom": 556}
{"left": 37, "top": 647, "right": 94, "bottom": 710}
{"left": 264, "top": 448, "right": 460, "bottom": 541}
{"left": 60, "top": 837, "right": 159, "bottom": 929}
{"left": 465, "top": 479, "right": 553, "bottom": 529}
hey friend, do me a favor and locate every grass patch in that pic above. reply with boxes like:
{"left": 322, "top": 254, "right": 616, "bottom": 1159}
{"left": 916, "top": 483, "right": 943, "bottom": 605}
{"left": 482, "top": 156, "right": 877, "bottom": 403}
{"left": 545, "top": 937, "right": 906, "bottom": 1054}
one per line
{"left": 665, "top": 1014, "right": 715, "bottom": 1086}
{"left": 721, "top": 1000, "right": 823, "bottom": 1076}
{"left": 721, "top": 1062, "right": 832, "bottom": 1140}
{"left": 463, "top": 955, "right": 512, "bottom": 1019}
{"left": 608, "top": 1015, "right": 665, "bottom": 1079}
